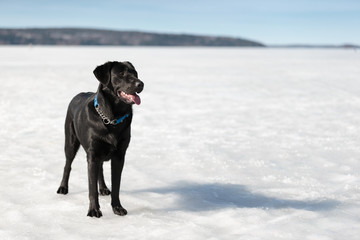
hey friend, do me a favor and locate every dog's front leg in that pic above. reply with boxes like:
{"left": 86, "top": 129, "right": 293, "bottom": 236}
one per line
{"left": 87, "top": 158, "right": 102, "bottom": 218}
{"left": 98, "top": 162, "right": 111, "bottom": 196}
{"left": 111, "top": 155, "right": 127, "bottom": 216}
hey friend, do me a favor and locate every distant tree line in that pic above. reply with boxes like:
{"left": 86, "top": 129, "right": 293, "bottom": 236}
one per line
{"left": 0, "top": 28, "right": 265, "bottom": 47}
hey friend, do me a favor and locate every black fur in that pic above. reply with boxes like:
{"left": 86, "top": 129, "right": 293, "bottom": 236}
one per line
{"left": 57, "top": 61, "right": 144, "bottom": 218}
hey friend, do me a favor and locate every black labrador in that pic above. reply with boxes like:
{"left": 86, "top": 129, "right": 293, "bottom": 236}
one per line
{"left": 57, "top": 61, "right": 144, "bottom": 218}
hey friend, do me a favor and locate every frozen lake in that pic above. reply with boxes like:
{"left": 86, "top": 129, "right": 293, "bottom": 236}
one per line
{"left": 0, "top": 46, "right": 359, "bottom": 239}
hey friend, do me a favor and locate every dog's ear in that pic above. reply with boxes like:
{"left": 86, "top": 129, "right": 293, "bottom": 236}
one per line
{"left": 93, "top": 62, "right": 114, "bottom": 85}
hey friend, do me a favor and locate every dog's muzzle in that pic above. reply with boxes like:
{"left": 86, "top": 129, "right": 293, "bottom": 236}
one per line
{"left": 135, "top": 80, "right": 144, "bottom": 93}
{"left": 117, "top": 80, "right": 144, "bottom": 105}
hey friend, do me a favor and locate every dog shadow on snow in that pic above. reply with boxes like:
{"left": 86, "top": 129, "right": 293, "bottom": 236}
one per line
{"left": 132, "top": 181, "right": 339, "bottom": 212}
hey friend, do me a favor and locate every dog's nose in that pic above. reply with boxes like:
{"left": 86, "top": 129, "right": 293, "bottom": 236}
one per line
{"left": 135, "top": 81, "right": 144, "bottom": 93}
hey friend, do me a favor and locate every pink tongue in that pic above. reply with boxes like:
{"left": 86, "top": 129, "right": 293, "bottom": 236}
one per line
{"left": 130, "top": 93, "right": 141, "bottom": 105}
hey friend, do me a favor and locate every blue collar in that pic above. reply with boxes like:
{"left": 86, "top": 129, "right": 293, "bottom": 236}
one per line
{"left": 94, "top": 94, "right": 130, "bottom": 125}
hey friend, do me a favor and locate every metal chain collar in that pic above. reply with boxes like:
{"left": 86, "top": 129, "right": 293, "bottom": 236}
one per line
{"left": 94, "top": 95, "right": 130, "bottom": 125}
{"left": 95, "top": 105, "right": 114, "bottom": 125}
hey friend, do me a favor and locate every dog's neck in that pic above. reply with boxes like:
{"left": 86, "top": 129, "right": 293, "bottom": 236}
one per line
{"left": 96, "top": 84, "right": 132, "bottom": 119}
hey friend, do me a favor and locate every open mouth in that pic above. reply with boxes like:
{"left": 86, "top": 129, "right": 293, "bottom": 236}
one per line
{"left": 117, "top": 91, "right": 141, "bottom": 105}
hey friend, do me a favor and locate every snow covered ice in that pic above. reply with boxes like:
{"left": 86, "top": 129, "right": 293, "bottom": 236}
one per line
{"left": 0, "top": 46, "right": 359, "bottom": 239}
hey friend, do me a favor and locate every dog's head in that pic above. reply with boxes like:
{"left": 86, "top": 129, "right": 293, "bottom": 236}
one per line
{"left": 93, "top": 61, "right": 144, "bottom": 105}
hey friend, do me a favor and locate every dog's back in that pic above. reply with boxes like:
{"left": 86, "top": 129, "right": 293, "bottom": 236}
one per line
{"left": 67, "top": 92, "right": 94, "bottom": 118}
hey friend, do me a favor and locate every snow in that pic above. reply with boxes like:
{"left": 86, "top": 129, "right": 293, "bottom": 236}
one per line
{"left": 0, "top": 46, "right": 359, "bottom": 239}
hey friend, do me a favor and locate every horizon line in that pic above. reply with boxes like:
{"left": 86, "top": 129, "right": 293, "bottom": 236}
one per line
{"left": 0, "top": 26, "right": 359, "bottom": 47}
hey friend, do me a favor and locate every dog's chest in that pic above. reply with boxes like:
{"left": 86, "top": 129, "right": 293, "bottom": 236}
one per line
{"left": 102, "top": 126, "right": 130, "bottom": 148}
{"left": 91, "top": 132, "right": 129, "bottom": 161}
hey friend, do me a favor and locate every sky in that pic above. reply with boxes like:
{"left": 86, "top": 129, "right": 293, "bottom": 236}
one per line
{"left": 0, "top": 0, "right": 359, "bottom": 45}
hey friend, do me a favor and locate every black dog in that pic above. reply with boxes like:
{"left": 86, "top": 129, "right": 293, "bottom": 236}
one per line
{"left": 57, "top": 61, "right": 144, "bottom": 218}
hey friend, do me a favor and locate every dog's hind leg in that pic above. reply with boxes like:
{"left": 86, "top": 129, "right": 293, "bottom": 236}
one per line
{"left": 57, "top": 116, "right": 80, "bottom": 195}
{"left": 98, "top": 162, "right": 111, "bottom": 196}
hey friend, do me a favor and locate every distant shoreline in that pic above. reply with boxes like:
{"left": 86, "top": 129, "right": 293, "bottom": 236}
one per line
{"left": 0, "top": 28, "right": 358, "bottom": 48}
{"left": 0, "top": 28, "right": 265, "bottom": 47}
{"left": 0, "top": 45, "right": 358, "bottom": 49}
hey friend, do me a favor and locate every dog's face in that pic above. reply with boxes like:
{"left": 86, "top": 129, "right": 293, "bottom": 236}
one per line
{"left": 93, "top": 61, "right": 144, "bottom": 105}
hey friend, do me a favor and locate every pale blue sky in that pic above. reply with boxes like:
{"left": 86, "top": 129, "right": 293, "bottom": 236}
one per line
{"left": 0, "top": 0, "right": 359, "bottom": 45}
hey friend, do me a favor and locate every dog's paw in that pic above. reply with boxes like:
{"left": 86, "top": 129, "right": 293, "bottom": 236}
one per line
{"left": 99, "top": 188, "right": 111, "bottom": 196}
{"left": 57, "top": 186, "right": 68, "bottom": 195}
{"left": 113, "top": 206, "right": 127, "bottom": 216}
{"left": 87, "top": 208, "right": 103, "bottom": 218}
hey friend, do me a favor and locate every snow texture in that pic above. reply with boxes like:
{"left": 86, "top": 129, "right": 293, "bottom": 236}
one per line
{"left": 0, "top": 46, "right": 359, "bottom": 239}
